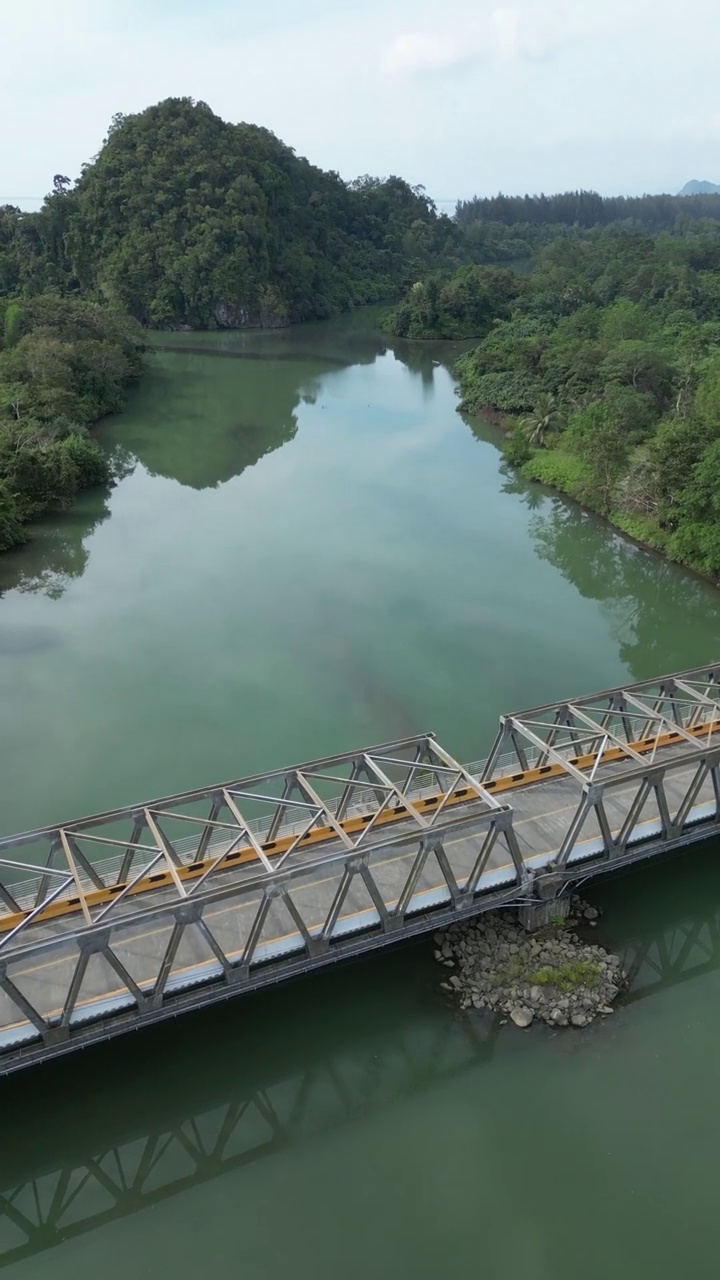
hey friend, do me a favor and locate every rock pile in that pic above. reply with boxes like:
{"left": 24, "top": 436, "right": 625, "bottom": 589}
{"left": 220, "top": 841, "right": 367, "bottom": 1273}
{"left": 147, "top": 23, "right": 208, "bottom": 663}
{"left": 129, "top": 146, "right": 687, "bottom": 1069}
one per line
{"left": 434, "top": 898, "right": 624, "bottom": 1028}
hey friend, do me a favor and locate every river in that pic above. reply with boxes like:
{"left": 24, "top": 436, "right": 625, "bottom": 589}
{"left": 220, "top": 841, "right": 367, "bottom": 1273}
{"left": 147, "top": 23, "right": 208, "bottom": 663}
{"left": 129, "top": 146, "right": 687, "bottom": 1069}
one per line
{"left": 0, "top": 313, "right": 719, "bottom": 1277}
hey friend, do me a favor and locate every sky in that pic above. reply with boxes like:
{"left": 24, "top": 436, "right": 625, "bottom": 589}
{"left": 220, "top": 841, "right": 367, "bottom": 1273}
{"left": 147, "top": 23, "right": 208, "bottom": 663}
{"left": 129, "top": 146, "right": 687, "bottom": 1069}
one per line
{"left": 3, "top": 0, "right": 720, "bottom": 211}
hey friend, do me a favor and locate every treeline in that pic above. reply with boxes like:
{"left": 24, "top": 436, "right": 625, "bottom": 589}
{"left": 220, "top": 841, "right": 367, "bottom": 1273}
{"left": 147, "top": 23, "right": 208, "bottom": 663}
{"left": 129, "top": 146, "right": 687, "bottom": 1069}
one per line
{"left": 455, "top": 189, "right": 720, "bottom": 233}
{"left": 451, "top": 223, "right": 720, "bottom": 578}
{"left": 0, "top": 296, "right": 143, "bottom": 550}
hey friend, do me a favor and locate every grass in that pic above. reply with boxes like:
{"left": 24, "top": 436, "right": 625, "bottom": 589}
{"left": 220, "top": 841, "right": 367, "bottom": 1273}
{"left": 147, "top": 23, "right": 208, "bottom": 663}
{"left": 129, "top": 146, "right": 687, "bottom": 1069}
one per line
{"left": 529, "top": 959, "right": 603, "bottom": 992}
{"left": 521, "top": 447, "right": 591, "bottom": 498}
{"left": 496, "top": 954, "right": 602, "bottom": 992}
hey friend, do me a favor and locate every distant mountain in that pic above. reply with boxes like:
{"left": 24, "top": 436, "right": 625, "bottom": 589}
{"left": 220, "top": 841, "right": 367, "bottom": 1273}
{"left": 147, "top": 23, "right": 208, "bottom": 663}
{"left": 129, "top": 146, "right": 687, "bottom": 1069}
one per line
{"left": 679, "top": 179, "right": 720, "bottom": 196}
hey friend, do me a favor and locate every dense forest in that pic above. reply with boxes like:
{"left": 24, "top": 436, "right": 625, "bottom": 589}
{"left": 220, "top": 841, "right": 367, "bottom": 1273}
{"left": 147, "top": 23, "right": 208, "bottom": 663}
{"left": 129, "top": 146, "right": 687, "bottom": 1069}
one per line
{"left": 455, "top": 189, "right": 720, "bottom": 233}
{"left": 0, "top": 297, "right": 143, "bottom": 550}
{"left": 381, "top": 265, "right": 521, "bottom": 339}
{"left": 449, "top": 223, "right": 720, "bottom": 578}
{"left": 0, "top": 98, "right": 473, "bottom": 330}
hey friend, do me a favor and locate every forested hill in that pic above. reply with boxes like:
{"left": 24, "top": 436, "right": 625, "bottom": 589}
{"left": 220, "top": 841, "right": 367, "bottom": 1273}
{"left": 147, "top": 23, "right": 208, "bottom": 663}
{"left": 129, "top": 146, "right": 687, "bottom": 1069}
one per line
{"left": 455, "top": 190, "right": 720, "bottom": 232}
{"left": 1, "top": 98, "right": 463, "bottom": 330}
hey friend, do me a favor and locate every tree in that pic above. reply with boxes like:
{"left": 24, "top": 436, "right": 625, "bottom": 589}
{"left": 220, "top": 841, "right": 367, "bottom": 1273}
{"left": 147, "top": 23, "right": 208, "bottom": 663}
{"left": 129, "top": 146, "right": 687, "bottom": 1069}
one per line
{"left": 600, "top": 341, "right": 673, "bottom": 407}
{"left": 519, "top": 393, "right": 565, "bottom": 447}
{"left": 567, "top": 402, "right": 631, "bottom": 513}
{"left": 2, "top": 304, "right": 22, "bottom": 350}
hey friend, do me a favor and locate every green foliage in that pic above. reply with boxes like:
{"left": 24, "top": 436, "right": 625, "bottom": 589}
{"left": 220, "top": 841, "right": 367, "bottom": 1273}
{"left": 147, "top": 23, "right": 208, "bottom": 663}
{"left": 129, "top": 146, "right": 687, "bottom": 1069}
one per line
{"left": 0, "top": 480, "right": 24, "bottom": 551}
{"left": 566, "top": 403, "right": 632, "bottom": 513}
{"left": 50, "top": 99, "right": 452, "bottom": 328}
{"left": 3, "top": 303, "right": 22, "bottom": 349}
{"left": 0, "top": 294, "right": 143, "bottom": 548}
{"left": 455, "top": 189, "right": 720, "bottom": 233}
{"left": 521, "top": 448, "right": 592, "bottom": 497}
{"left": 519, "top": 393, "right": 565, "bottom": 447}
{"left": 452, "top": 220, "right": 720, "bottom": 577}
{"left": 529, "top": 960, "right": 602, "bottom": 991}
{"left": 457, "top": 368, "right": 544, "bottom": 415}
{"left": 382, "top": 265, "right": 521, "bottom": 339}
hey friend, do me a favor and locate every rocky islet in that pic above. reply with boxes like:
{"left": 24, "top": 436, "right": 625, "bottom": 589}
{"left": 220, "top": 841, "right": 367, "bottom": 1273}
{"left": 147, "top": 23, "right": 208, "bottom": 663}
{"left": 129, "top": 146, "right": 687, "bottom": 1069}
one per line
{"left": 434, "top": 897, "right": 624, "bottom": 1029}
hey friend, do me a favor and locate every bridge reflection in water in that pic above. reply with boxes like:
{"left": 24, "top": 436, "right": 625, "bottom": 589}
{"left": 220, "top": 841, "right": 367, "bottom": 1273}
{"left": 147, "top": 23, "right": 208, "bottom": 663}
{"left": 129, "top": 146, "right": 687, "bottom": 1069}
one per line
{"left": 1, "top": 857, "right": 720, "bottom": 1270}
{"left": 0, "top": 951, "right": 494, "bottom": 1268}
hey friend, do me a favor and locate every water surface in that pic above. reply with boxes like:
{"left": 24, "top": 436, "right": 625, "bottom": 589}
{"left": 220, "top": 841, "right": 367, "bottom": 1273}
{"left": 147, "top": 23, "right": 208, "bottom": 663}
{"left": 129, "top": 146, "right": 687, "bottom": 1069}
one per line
{"left": 1, "top": 315, "right": 718, "bottom": 830}
{"left": 0, "top": 313, "right": 719, "bottom": 1278}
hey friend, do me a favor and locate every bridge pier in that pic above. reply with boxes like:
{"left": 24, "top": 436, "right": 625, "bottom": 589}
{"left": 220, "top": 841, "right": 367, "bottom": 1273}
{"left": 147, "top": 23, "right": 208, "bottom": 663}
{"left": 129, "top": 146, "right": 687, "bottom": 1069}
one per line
{"left": 517, "top": 867, "right": 570, "bottom": 931}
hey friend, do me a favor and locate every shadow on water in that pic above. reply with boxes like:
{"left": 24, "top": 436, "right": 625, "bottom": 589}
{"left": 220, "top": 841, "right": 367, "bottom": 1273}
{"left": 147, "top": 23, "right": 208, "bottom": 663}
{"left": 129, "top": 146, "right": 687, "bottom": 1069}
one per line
{"left": 0, "top": 945, "right": 492, "bottom": 1267}
{"left": 0, "top": 446, "right": 136, "bottom": 602}
{"left": 2, "top": 837, "right": 720, "bottom": 1268}
{"left": 98, "top": 320, "right": 388, "bottom": 494}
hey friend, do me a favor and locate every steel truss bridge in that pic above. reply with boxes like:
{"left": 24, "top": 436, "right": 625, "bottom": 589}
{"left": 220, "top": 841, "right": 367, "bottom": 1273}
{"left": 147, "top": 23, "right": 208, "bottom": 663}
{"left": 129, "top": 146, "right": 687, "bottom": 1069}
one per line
{"left": 1, "top": 662, "right": 720, "bottom": 1075}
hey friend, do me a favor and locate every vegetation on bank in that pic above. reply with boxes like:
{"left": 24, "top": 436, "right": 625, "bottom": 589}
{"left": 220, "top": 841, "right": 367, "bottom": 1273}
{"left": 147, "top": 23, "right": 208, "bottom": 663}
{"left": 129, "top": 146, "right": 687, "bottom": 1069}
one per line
{"left": 0, "top": 296, "right": 143, "bottom": 550}
{"left": 451, "top": 224, "right": 720, "bottom": 579}
{"left": 381, "top": 265, "right": 521, "bottom": 339}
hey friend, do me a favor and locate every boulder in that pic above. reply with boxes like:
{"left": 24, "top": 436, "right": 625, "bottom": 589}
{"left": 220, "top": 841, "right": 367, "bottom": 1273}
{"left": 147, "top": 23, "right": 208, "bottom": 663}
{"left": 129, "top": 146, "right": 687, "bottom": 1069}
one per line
{"left": 510, "top": 1006, "right": 534, "bottom": 1028}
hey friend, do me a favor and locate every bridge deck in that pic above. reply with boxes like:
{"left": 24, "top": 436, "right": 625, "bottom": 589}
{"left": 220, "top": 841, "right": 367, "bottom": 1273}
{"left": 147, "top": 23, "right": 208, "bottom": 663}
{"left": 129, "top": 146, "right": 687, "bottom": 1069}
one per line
{"left": 1, "top": 663, "right": 720, "bottom": 1072}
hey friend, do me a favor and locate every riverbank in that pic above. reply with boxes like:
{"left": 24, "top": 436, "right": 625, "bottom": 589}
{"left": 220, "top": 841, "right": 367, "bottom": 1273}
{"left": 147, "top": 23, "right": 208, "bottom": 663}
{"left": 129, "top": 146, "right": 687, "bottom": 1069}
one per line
{"left": 481, "top": 434, "right": 720, "bottom": 590}
{"left": 0, "top": 295, "right": 144, "bottom": 554}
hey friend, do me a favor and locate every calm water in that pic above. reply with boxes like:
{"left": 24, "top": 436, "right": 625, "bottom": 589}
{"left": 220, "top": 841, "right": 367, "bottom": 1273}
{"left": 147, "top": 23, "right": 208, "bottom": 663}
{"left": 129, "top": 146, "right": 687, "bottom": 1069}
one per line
{"left": 1, "top": 314, "right": 719, "bottom": 1277}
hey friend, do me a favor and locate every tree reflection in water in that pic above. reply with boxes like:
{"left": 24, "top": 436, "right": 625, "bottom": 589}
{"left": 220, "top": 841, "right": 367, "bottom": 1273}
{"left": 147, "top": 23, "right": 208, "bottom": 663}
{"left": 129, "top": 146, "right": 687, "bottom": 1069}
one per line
{"left": 527, "top": 492, "right": 720, "bottom": 680}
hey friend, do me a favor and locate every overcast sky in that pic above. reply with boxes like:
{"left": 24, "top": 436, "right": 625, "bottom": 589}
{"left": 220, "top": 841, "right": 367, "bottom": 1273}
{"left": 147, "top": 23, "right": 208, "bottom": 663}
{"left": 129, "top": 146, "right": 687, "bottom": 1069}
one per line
{"left": 3, "top": 0, "right": 719, "bottom": 211}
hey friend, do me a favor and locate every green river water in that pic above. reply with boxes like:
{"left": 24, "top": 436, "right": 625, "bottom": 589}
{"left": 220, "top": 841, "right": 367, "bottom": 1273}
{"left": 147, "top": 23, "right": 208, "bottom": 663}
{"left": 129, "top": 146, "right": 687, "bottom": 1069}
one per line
{"left": 0, "top": 313, "right": 719, "bottom": 1277}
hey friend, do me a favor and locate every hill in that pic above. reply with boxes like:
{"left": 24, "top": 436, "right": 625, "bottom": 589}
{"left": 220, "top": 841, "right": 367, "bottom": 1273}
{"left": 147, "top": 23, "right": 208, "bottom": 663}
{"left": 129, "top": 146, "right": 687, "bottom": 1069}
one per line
{"left": 2, "top": 99, "right": 461, "bottom": 330}
{"left": 679, "top": 180, "right": 720, "bottom": 196}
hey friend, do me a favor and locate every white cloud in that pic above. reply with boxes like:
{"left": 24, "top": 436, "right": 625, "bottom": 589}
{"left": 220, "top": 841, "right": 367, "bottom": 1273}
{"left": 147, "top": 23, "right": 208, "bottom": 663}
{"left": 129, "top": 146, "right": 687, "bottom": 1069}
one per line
{"left": 492, "top": 8, "right": 527, "bottom": 60}
{"left": 382, "top": 32, "right": 464, "bottom": 74}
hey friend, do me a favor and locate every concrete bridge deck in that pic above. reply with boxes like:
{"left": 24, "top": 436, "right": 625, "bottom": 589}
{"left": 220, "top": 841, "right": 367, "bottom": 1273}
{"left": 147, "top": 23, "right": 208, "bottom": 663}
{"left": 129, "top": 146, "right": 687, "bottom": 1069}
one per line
{"left": 1, "top": 662, "right": 719, "bottom": 1074}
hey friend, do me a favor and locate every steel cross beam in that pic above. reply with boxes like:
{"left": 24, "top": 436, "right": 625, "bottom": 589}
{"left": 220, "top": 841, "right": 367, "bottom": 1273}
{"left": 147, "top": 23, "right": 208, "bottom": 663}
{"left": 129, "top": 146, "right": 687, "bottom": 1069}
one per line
{"left": 501, "top": 717, "right": 589, "bottom": 786}
{"left": 619, "top": 691, "right": 710, "bottom": 753}
{"left": 564, "top": 703, "right": 649, "bottom": 765}
{"left": 671, "top": 678, "right": 720, "bottom": 730}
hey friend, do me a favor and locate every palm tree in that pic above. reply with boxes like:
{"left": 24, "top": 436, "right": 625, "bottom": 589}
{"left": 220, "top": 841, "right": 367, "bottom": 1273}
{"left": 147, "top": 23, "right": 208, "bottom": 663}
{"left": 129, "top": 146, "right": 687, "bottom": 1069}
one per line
{"left": 520, "top": 393, "right": 565, "bottom": 447}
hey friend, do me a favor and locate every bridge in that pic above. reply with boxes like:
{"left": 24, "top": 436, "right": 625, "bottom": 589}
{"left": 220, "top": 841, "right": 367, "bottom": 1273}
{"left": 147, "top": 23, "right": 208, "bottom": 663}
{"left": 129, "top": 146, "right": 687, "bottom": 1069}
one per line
{"left": 1, "top": 662, "right": 719, "bottom": 1075}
